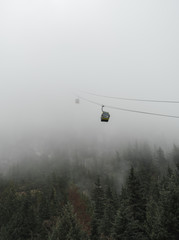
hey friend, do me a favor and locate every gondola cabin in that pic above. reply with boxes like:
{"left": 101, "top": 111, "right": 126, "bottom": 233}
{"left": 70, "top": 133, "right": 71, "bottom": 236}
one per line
{"left": 101, "top": 111, "right": 110, "bottom": 122}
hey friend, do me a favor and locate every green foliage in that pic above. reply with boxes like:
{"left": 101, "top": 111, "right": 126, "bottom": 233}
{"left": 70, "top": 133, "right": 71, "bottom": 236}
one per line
{"left": 159, "top": 170, "right": 179, "bottom": 240}
{"left": 90, "top": 177, "right": 105, "bottom": 239}
{"left": 146, "top": 196, "right": 166, "bottom": 240}
{"left": 49, "top": 202, "right": 88, "bottom": 240}
{"left": 0, "top": 145, "right": 178, "bottom": 240}
{"left": 92, "top": 177, "right": 105, "bottom": 221}
{"left": 100, "top": 186, "right": 117, "bottom": 237}
{"left": 112, "top": 167, "right": 148, "bottom": 240}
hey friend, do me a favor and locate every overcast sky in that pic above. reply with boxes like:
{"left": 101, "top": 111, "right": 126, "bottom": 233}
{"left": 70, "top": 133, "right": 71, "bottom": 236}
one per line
{"left": 0, "top": 0, "right": 179, "bottom": 151}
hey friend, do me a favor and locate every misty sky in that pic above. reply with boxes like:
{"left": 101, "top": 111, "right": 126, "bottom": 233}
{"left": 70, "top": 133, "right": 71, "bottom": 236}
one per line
{"left": 0, "top": 0, "right": 179, "bottom": 150}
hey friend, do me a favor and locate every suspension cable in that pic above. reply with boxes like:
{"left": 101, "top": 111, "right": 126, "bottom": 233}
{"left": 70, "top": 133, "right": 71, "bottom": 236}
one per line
{"left": 78, "top": 96, "right": 179, "bottom": 119}
{"left": 81, "top": 91, "right": 179, "bottom": 104}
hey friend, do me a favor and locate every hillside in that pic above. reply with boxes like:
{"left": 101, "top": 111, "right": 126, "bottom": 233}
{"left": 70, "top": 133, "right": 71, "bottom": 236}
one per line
{"left": 0, "top": 145, "right": 178, "bottom": 240}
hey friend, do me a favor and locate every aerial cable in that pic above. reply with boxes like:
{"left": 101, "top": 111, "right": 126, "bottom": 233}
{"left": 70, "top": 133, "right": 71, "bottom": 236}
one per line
{"left": 78, "top": 96, "right": 179, "bottom": 119}
{"left": 81, "top": 91, "right": 179, "bottom": 104}
{"left": 77, "top": 96, "right": 102, "bottom": 106}
{"left": 105, "top": 105, "right": 179, "bottom": 119}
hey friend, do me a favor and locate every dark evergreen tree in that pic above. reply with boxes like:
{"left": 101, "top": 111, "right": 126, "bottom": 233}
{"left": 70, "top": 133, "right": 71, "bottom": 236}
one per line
{"left": 172, "top": 145, "right": 179, "bottom": 171}
{"left": 7, "top": 192, "right": 36, "bottom": 240}
{"left": 100, "top": 186, "right": 116, "bottom": 238}
{"left": 127, "top": 167, "right": 146, "bottom": 223}
{"left": 112, "top": 199, "right": 146, "bottom": 240}
{"left": 0, "top": 183, "right": 18, "bottom": 226}
{"left": 92, "top": 177, "right": 104, "bottom": 220}
{"left": 49, "top": 202, "right": 88, "bottom": 240}
{"left": 112, "top": 167, "right": 148, "bottom": 240}
{"left": 159, "top": 169, "right": 179, "bottom": 240}
{"left": 90, "top": 216, "right": 99, "bottom": 240}
{"left": 155, "top": 147, "right": 168, "bottom": 175}
{"left": 146, "top": 196, "right": 166, "bottom": 240}
{"left": 91, "top": 177, "right": 105, "bottom": 239}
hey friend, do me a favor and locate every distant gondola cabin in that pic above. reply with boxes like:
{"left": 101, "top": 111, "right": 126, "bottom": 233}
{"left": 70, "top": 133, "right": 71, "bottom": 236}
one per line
{"left": 75, "top": 98, "right": 80, "bottom": 104}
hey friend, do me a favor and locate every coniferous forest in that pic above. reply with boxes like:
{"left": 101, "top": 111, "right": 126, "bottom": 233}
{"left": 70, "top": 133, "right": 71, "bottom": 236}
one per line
{"left": 0, "top": 144, "right": 179, "bottom": 240}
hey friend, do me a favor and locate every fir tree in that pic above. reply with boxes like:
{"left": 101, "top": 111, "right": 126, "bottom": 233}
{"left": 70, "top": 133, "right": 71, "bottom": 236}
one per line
{"left": 100, "top": 186, "right": 116, "bottom": 238}
{"left": 92, "top": 177, "right": 104, "bottom": 220}
{"left": 90, "top": 217, "right": 99, "bottom": 240}
{"left": 49, "top": 202, "right": 88, "bottom": 240}
{"left": 146, "top": 196, "right": 166, "bottom": 240}
{"left": 112, "top": 167, "right": 148, "bottom": 240}
{"left": 91, "top": 177, "right": 105, "bottom": 239}
{"left": 159, "top": 169, "right": 179, "bottom": 240}
{"left": 7, "top": 192, "right": 36, "bottom": 240}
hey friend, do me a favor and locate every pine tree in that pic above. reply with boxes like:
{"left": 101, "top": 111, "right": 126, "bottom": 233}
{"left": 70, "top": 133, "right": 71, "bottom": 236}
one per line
{"left": 112, "top": 167, "right": 148, "bottom": 240}
{"left": 91, "top": 177, "right": 105, "bottom": 239}
{"left": 90, "top": 217, "right": 99, "bottom": 240}
{"left": 7, "top": 192, "right": 36, "bottom": 240}
{"left": 0, "top": 183, "right": 18, "bottom": 226}
{"left": 49, "top": 202, "right": 88, "bottom": 240}
{"left": 100, "top": 186, "right": 116, "bottom": 238}
{"left": 155, "top": 148, "right": 168, "bottom": 175}
{"left": 159, "top": 169, "right": 179, "bottom": 240}
{"left": 92, "top": 177, "right": 104, "bottom": 220}
{"left": 172, "top": 145, "right": 179, "bottom": 170}
{"left": 146, "top": 196, "right": 166, "bottom": 240}
{"left": 127, "top": 167, "right": 146, "bottom": 223}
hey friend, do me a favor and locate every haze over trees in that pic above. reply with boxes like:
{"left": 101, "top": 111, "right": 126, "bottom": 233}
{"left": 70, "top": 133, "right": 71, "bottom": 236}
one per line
{"left": 0, "top": 144, "right": 178, "bottom": 240}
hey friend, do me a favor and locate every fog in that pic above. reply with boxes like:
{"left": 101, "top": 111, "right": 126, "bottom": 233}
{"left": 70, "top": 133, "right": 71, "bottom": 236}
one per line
{"left": 0, "top": 0, "right": 179, "bottom": 166}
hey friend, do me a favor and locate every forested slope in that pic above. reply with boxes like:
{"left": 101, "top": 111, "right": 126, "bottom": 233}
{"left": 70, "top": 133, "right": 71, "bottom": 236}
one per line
{"left": 0, "top": 145, "right": 178, "bottom": 240}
